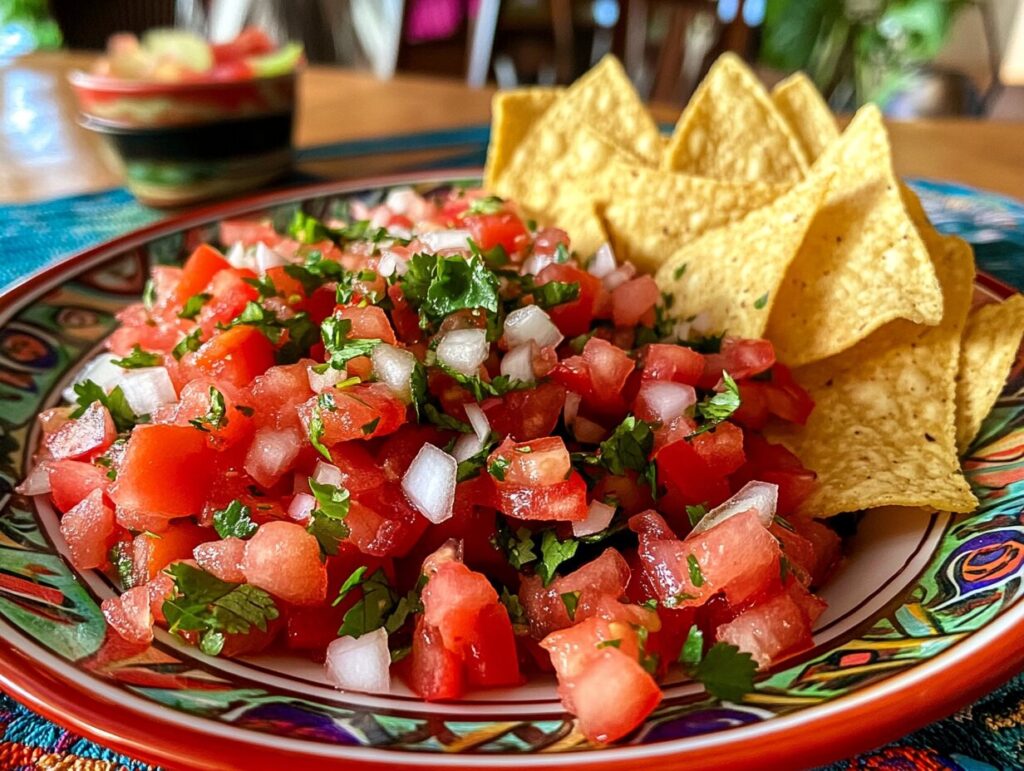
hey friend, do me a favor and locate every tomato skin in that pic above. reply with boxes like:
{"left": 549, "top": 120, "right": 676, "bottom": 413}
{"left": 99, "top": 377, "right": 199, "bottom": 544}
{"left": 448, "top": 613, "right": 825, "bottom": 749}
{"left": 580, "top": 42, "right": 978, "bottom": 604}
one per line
{"left": 700, "top": 338, "right": 775, "bottom": 389}
{"left": 219, "top": 218, "right": 278, "bottom": 246}
{"left": 789, "top": 516, "right": 841, "bottom": 586}
{"left": 715, "top": 581, "right": 824, "bottom": 668}
{"left": 464, "top": 602, "right": 523, "bottom": 687}
{"left": 655, "top": 439, "right": 731, "bottom": 509}
{"left": 176, "top": 244, "right": 230, "bottom": 304}
{"left": 641, "top": 344, "right": 704, "bottom": 386}
{"left": 463, "top": 211, "right": 529, "bottom": 255}
{"left": 183, "top": 326, "right": 275, "bottom": 388}
{"left": 483, "top": 382, "right": 566, "bottom": 441}
{"left": 248, "top": 360, "right": 315, "bottom": 431}
{"left": 493, "top": 470, "right": 589, "bottom": 522}
{"left": 330, "top": 441, "right": 390, "bottom": 492}
{"left": 48, "top": 459, "right": 110, "bottom": 513}
{"left": 536, "top": 264, "right": 602, "bottom": 338}
{"left": 110, "top": 425, "right": 215, "bottom": 519}
{"left": 44, "top": 402, "right": 116, "bottom": 461}
{"left": 488, "top": 436, "right": 570, "bottom": 487}
{"left": 405, "top": 616, "right": 466, "bottom": 701}
{"left": 422, "top": 561, "right": 500, "bottom": 653}
{"left": 551, "top": 338, "right": 634, "bottom": 417}
{"left": 131, "top": 522, "right": 212, "bottom": 585}
{"left": 173, "top": 378, "right": 255, "bottom": 449}
{"left": 212, "top": 26, "right": 275, "bottom": 63}
{"left": 348, "top": 482, "right": 430, "bottom": 557}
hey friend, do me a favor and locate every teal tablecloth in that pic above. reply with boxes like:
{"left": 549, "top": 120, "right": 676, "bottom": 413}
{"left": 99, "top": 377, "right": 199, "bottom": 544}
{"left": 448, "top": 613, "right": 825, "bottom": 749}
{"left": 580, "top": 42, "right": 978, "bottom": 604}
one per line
{"left": 1, "top": 138, "right": 1023, "bottom": 770}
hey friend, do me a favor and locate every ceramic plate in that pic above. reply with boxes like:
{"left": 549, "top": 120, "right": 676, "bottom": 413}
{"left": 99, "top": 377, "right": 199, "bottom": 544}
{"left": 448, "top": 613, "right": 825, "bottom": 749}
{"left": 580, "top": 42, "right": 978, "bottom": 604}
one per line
{"left": 1, "top": 172, "right": 1023, "bottom": 770}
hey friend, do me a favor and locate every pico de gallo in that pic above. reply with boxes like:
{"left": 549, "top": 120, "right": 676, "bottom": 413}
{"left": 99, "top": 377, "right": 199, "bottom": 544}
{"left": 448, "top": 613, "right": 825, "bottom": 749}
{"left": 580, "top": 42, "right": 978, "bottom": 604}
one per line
{"left": 18, "top": 187, "right": 840, "bottom": 743}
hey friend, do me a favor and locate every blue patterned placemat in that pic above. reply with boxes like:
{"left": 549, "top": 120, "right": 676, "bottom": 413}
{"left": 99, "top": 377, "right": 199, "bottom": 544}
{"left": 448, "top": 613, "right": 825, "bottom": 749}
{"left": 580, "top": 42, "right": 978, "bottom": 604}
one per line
{"left": 1, "top": 146, "right": 1022, "bottom": 771}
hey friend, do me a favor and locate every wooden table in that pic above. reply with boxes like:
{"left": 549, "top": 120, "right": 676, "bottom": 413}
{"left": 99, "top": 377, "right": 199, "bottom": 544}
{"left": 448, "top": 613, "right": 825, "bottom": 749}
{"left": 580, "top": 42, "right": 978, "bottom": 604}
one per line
{"left": 3, "top": 51, "right": 1023, "bottom": 203}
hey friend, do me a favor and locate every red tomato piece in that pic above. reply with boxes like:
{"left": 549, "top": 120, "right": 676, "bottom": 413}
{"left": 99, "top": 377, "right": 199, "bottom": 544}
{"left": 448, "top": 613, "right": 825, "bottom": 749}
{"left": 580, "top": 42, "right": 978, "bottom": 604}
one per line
{"left": 483, "top": 382, "right": 566, "bottom": 441}
{"left": 536, "top": 264, "right": 602, "bottom": 338}
{"left": 336, "top": 305, "right": 398, "bottom": 345}
{"left": 493, "top": 471, "right": 588, "bottom": 522}
{"left": 655, "top": 439, "right": 731, "bottom": 508}
{"left": 60, "top": 488, "right": 117, "bottom": 570}
{"left": 488, "top": 436, "right": 570, "bottom": 487}
{"left": 715, "top": 582, "right": 824, "bottom": 668}
{"left": 405, "top": 616, "right": 465, "bottom": 701}
{"left": 110, "top": 425, "right": 215, "bottom": 519}
{"left": 176, "top": 244, "right": 230, "bottom": 304}
{"left": 131, "top": 522, "right": 212, "bottom": 585}
{"left": 732, "top": 434, "right": 817, "bottom": 516}
{"left": 789, "top": 517, "right": 841, "bottom": 586}
{"left": 330, "top": 441, "right": 390, "bottom": 492}
{"left": 464, "top": 602, "right": 523, "bottom": 687}
{"left": 173, "top": 378, "right": 255, "bottom": 449}
{"left": 611, "top": 276, "right": 660, "bottom": 328}
{"left": 699, "top": 337, "right": 776, "bottom": 389}
{"left": 194, "top": 537, "right": 247, "bottom": 584}
{"left": 183, "top": 326, "right": 275, "bottom": 388}
{"left": 44, "top": 402, "right": 115, "bottom": 461}
{"left": 247, "top": 360, "right": 315, "bottom": 431}
{"left": 48, "top": 459, "right": 110, "bottom": 513}
{"left": 422, "top": 561, "right": 500, "bottom": 654}
{"left": 218, "top": 218, "right": 278, "bottom": 246}
{"left": 690, "top": 422, "right": 746, "bottom": 477}
{"left": 375, "top": 424, "right": 445, "bottom": 483}
{"left": 212, "top": 27, "right": 275, "bottom": 63}
{"left": 242, "top": 521, "right": 327, "bottom": 606}
{"left": 348, "top": 482, "right": 430, "bottom": 557}
{"left": 298, "top": 383, "right": 406, "bottom": 446}
{"left": 641, "top": 344, "right": 704, "bottom": 386}
{"left": 197, "top": 269, "right": 259, "bottom": 330}
{"left": 463, "top": 211, "right": 529, "bottom": 255}
{"left": 101, "top": 585, "right": 155, "bottom": 645}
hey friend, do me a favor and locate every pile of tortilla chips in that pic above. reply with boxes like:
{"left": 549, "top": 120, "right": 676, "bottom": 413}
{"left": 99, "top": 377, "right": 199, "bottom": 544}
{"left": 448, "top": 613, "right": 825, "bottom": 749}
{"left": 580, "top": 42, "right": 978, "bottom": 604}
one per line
{"left": 485, "top": 54, "right": 1024, "bottom": 519}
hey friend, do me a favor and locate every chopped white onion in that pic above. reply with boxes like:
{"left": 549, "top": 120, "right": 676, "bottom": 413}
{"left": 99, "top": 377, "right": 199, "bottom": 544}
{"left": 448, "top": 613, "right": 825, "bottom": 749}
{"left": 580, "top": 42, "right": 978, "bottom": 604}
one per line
{"left": 119, "top": 367, "right": 177, "bottom": 415}
{"left": 307, "top": 364, "right": 346, "bottom": 394}
{"left": 313, "top": 460, "right": 344, "bottom": 487}
{"left": 563, "top": 391, "right": 581, "bottom": 426}
{"left": 573, "top": 499, "right": 616, "bottom": 537}
{"left": 436, "top": 328, "right": 488, "bottom": 377}
{"left": 503, "top": 305, "right": 563, "bottom": 349}
{"left": 638, "top": 381, "right": 697, "bottom": 425}
{"left": 369, "top": 205, "right": 392, "bottom": 229}
{"left": 62, "top": 353, "right": 122, "bottom": 403}
{"left": 603, "top": 263, "right": 636, "bottom": 291}
{"left": 325, "top": 629, "right": 392, "bottom": 694}
{"left": 688, "top": 481, "right": 778, "bottom": 537}
{"left": 588, "top": 242, "right": 617, "bottom": 279}
{"left": 287, "top": 493, "right": 316, "bottom": 523}
{"left": 244, "top": 426, "right": 302, "bottom": 487}
{"left": 255, "top": 242, "right": 286, "bottom": 274}
{"left": 371, "top": 344, "right": 417, "bottom": 402}
{"left": 225, "top": 241, "right": 258, "bottom": 271}
{"left": 376, "top": 250, "right": 398, "bottom": 277}
{"left": 521, "top": 250, "right": 558, "bottom": 276}
{"left": 452, "top": 432, "right": 485, "bottom": 462}
{"left": 463, "top": 402, "right": 491, "bottom": 443}
{"left": 401, "top": 443, "right": 457, "bottom": 524}
{"left": 500, "top": 343, "right": 536, "bottom": 384}
{"left": 384, "top": 187, "right": 418, "bottom": 215}
{"left": 419, "top": 228, "right": 471, "bottom": 253}
{"left": 15, "top": 460, "right": 53, "bottom": 495}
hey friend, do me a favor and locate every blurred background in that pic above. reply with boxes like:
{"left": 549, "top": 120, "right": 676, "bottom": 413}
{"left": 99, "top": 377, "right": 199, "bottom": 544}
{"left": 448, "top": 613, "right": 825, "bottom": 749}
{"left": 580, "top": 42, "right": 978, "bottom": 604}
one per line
{"left": 2, "top": 0, "right": 1022, "bottom": 117}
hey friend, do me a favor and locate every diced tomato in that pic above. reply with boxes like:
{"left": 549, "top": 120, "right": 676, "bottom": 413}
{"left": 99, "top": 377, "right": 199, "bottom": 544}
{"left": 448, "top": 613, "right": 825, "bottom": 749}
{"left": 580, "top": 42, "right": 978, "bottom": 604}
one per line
{"left": 536, "top": 264, "right": 603, "bottom": 338}
{"left": 194, "top": 537, "right": 247, "bottom": 583}
{"left": 763, "top": 364, "right": 814, "bottom": 424}
{"left": 464, "top": 602, "right": 523, "bottom": 687}
{"left": 732, "top": 434, "right": 817, "bottom": 516}
{"left": 790, "top": 517, "right": 841, "bottom": 586}
{"left": 699, "top": 338, "right": 775, "bottom": 389}
{"left": 44, "top": 402, "right": 115, "bottom": 461}
{"left": 488, "top": 436, "right": 569, "bottom": 486}
{"left": 182, "top": 326, "right": 275, "bottom": 388}
{"left": 590, "top": 471, "right": 654, "bottom": 516}
{"left": 110, "top": 425, "right": 215, "bottom": 519}
{"left": 655, "top": 439, "right": 731, "bottom": 509}
{"left": 611, "top": 276, "right": 660, "bottom": 328}
{"left": 405, "top": 616, "right": 465, "bottom": 701}
{"left": 715, "top": 581, "right": 824, "bottom": 668}
{"left": 463, "top": 211, "right": 529, "bottom": 255}
{"left": 197, "top": 269, "right": 259, "bottom": 330}
{"left": 641, "top": 344, "right": 704, "bottom": 386}
{"left": 218, "top": 218, "right": 278, "bottom": 246}
{"left": 131, "top": 522, "right": 212, "bottom": 584}
{"left": 212, "top": 27, "right": 275, "bottom": 63}
{"left": 242, "top": 521, "right": 327, "bottom": 606}
{"left": 552, "top": 338, "right": 634, "bottom": 417}
{"left": 492, "top": 470, "right": 588, "bottom": 522}
{"left": 348, "top": 482, "right": 430, "bottom": 557}
{"left": 422, "top": 560, "right": 500, "bottom": 653}
{"left": 298, "top": 383, "right": 406, "bottom": 446}
{"left": 690, "top": 422, "right": 746, "bottom": 476}
{"left": 248, "top": 360, "right": 315, "bottom": 431}
{"left": 336, "top": 305, "right": 398, "bottom": 345}
{"left": 101, "top": 585, "right": 155, "bottom": 645}
{"left": 107, "top": 318, "right": 193, "bottom": 357}
{"left": 176, "top": 244, "right": 230, "bottom": 304}
{"left": 330, "top": 441, "right": 390, "bottom": 492}
{"left": 483, "top": 382, "right": 566, "bottom": 441}
{"left": 48, "top": 459, "right": 110, "bottom": 513}
{"left": 173, "top": 378, "right": 255, "bottom": 448}
{"left": 60, "top": 488, "right": 117, "bottom": 570}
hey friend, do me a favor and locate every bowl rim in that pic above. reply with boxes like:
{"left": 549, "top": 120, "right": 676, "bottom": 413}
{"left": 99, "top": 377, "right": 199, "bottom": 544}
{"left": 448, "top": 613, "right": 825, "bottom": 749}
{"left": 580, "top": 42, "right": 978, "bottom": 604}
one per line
{"left": 67, "top": 66, "right": 299, "bottom": 96}
{"left": 1, "top": 170, "right": 1022, "bottom": 771}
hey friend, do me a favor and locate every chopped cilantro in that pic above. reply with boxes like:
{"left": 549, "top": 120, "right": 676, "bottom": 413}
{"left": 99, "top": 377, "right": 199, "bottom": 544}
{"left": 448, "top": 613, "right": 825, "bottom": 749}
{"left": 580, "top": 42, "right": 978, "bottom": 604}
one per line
{"left": 753, "top": 292, "right": 769, "bottom": 310}
{"left": 399, "top": 253, "right": 500, "bottom": 326}
{"left": 212, "top": 500, "right": 257, "bottom": 540}
{"left": 554, "top": 243, "right": 570, "bottom": 264}
{"left": 307, "top": 478, "right": 351, "bottom": 555}
{"left": 320, "top": 316, "right": 382, "bottom": 370}
{"left": 172, "top": 328, "right": 203, "bottom": 360}
{"left": 686, "top": 642, "right": 758, "bottom": 702}
{"left": 679, "top": 332, "right": 725, "bottom": 354}
{"left": 455, "top": 432, "right": 499, "bottom": 482}
{"left": 679, "top": 624, "right": 705, "bottom": 668}
{"left": 500, "top": 586, "right": 526, "bottom": 626}
{"left": 569, "top": 330, "right": 597, "bottom": 353}
{"left": 488, "top": 455, "right": 510, "bottom": 482}
{"left": 596, "top": 638, "right": 622, "bottom": 649}
{"left": 112, "top": 345, "right": 162, "bottom": 369}
{"left": 436, "top": 361, "right": 528, "bottom": 402}
{"left": 673, "top": 263, "right": 687, "bottom": 280}
{"left": 110, "top": 541, "right": 135, "bottom": 589}
{"left": 142, "top": 279, "right": 157, "bottom": 310}
{"left": 465, "top": 195, "right": 505, "bottom": 215}
{"left": 531, "top": 280, "right": 580, "bottom": 309}
{"left": 244, "top": 274, "right": 279, "bottom": 299}
{"left": 599, "top": 416, "right": 654, "bottom": 477}
{"left": 308, "top": 409, "right": 331, "bottom": 461}
{"left": 537, "top": 529, "right": 579, "bottom": 586}
{"left": 189, "top": 387, "right": 228, "bottom": 433}
{"left": 178, "top": 293, "right": 211, "bottom": 320}
{"left": 493, "top": 522, "right": 538, "bottom": 570}
{"left": 71, "top": 381, "right": 140, "bottom": 433}
{"left": 687, "top": 554, "right": 705, "bottom": 587}
{"left": 287, "top": 210, "right": 332, "bottom": 243}
{"left": 686, "top": 504, "right": 708, "bottom": 528}
{"left": 692, "top": 372, "right": 741, "bottom": 434}
{"left": 162, "top": 562, "right": 279, "bottom": 657}
{"left": 423, "top": 403, "right": 472, "bottom": 433}
{"left": 332, "top": 566, "right": 368, "bottom": 607}
{"left": 361, "top": 416, "right": 381, "bottom": 435}
{"left": 336, "top": 568, "right": 422, "bottom": 639}
{"left": 561, "top": 590, "right": 580, "bottom": 621}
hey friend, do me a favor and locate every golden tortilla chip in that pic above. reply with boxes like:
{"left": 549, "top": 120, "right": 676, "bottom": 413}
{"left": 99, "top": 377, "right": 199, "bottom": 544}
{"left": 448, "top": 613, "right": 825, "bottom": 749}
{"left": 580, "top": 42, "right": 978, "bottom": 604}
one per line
{"left": 955, "top": 294, "right": 1024, "bottom": 452}
{"left": 653, "top": 169, "right": 831, "bottom": 338}
{"left": 771, "top": 72, "right": 838, "bottom": 162}
{"left": 765, "top": 105, "right": 944, "bottom": 367}
{"left": 596, "top": 164, "right": 788, "bottom": 274}
{"left": 767, "top": 234, "right": 978, "bottom": 517}
{"left": 663, "top": 53, "right": 809, "bottom": 183}
{"left": 484, "top": 87, "right": 563, "bottom": 190}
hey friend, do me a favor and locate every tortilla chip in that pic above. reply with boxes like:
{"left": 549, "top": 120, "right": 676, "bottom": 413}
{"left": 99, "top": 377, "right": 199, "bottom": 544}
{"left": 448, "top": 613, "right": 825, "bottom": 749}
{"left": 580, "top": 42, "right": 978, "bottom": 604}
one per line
{"left": 484, "top": 87, "right": 563, "bottom": 190}
{"left": 765, "top": 105, "right": 944, "bottom": 367}
{"left": 771, "top": 72, "right": 838, "bottom": 162}
{"left": 663, "top": 53, "right": 809, "bottom": 183}
{"left": 653, "top": 169, "right": 831, "bottom": 338}
{"left": 596, "top": 164, "right": 788, "bottom": 274}
{"left": 955, "top": 294, "right": 1024, "bottom": 452}
{"left": 767, "top": 234, "right": 978, "bottom": 517}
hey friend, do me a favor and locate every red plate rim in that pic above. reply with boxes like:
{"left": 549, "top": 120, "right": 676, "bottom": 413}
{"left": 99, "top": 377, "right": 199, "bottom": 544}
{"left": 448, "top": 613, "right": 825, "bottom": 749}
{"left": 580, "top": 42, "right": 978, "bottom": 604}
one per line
{"left": 1, "top": 171, "right": 1021, "bottom": 771}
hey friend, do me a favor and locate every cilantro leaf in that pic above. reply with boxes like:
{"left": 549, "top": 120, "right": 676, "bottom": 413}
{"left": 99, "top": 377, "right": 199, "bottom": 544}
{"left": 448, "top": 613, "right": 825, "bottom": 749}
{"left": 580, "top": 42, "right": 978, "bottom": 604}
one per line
{"left": 531, "top": 280, "right": 580, "bottom": 309}
{"left": 307, "top": 478, "right": 351, "bottom": 555}
{"left": 162, "top": 562, "right": 279, "bottom": 657}
{"left": 753, "top": 292, "right": 769, "bottom": 310}
{"left": 686, "top": 503, "right": 708, "bottom": 528}
{"left": 320, "top": 316, "right": 382, "bottom": 370}
{"left": 178, "top": 293, "right": 211, "bottom": 320}
{"left": 692, "top": 371, "right": 741, "bottom": 434}
{"left": 678, "top": 624, "right": 704, "bottom": 668}
{"left": 423, "top": 403, "right": 472, "bottom": 433}
{"left": 172, "top": 328, "right": 203, "bottom": 360}
{"left": 71, "top": 381, "right": 140, "bottom": 432}
{"left": 142, "top": 279, "right": 157, "bottom": 310}
{"left": 243, "top": 274, "right": 279, "bottom": 299}
{"left": 212, "top": 500, "right": 257, "bottom": 540}
{"left": 597, "top": 638, "right": 622, "bottom": 649}
{"left": 488, "top": 455, "right": 510, "bottom": 481}
{"left": 333, "top": 566, "right": 368, "bottom": 606}
{"left": 409, "top": 361, "right": 428, "bottom": 420}
{"left": 690, "top": 642, "right": 758, "bottom": 702}
{"left": 400, "top": 253, "right": 500, "bottom": 326}
{"left": 599, "top": 416, "right": 654, "bottom": 476}
{"left": 307, "top": 409, "right": 331, "bottom": 461}
{"left": 110, "top": 541, "right": 136, "bottom": 589}
{"left": 189, "top": 387, "right": 228, "bottom": 433}
{"left": 687, "top": 554, "right": 705, "bottom": 587}
{"left": 229, "top": 302, "right": 318, "bottom": 363}
{"left": 561, "top": 590, "right": 580, "bottom": 620}
{"left": 465, "top": 195, "right": 505, "bottom": 215}
{"left": 500, "top": 586, "right": 526, "bottom": 626}
{"left": 673, "top": 263, "right": 687, "bottom": 280}
{"left": 337, "top": 568, "right": 396, "bottom": 638}
{"left": 537, "top": 529, "right": 579, "bottom": 586}
{"left": 679, "top": 332, "right": 725, "bottom": 354}
{"left": 287, "top": 210, "right": 332, "bottom": 243}
{"left": 493, "top": 522, "right": 538, "bottom": 570}
{"left": 111, "top": 345, "right": 162, "bottom": 369}
{"left": 436, "top": 361, "right": 528, "bottom": 402}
